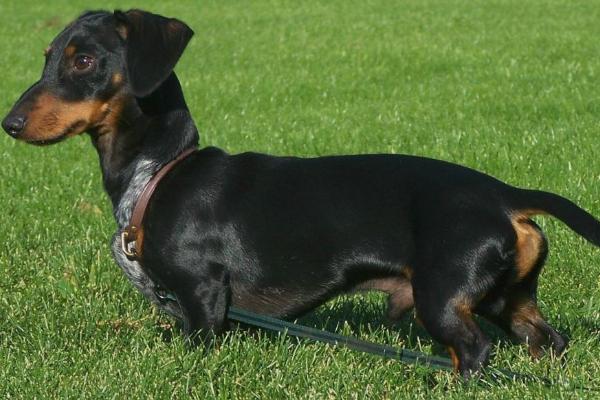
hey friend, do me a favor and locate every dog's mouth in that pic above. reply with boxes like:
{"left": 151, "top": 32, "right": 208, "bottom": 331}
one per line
{"left": 27, "top": 134, "right": 69, "bottom": 146}
{"left": 24, "top": 119, "right": 88, "bottom": 146}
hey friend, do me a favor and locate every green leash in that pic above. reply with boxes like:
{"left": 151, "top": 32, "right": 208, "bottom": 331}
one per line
{"left": 158, "top": 287, "right": 596, "bottom": 390}
{"left": 227, "top": 306, "right": 552, "bottom": 385}
{"left": 228, "top": 306, "right": 453, "bottom": 370}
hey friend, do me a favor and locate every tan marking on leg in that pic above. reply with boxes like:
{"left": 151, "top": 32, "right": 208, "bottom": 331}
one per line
{"left": 508, "top": 297, "right": 545, "bottom": 358}
{"left": 355, "top": 276, "right": 405, "bottom": 293}
{"left": 511, "top": 300, "right": 543, "bottom": 324}
{"left": 511, "top": 300, "right": 544, "bottom": 358}
{"left": 511, "top": 213, "right": 544, "bottom": 281}
{"left": 451, "top": 295, "right": 475, "bottom": 319}
{"left": 354, "top": 269, "right": 414, "bottom": 321}
{"left": 401, "top": 266, "right": 413, "bottom": 280}
{"left": 448, "top": 346, "right": 460, "bottom": 371}
{"left": 386, "top": 285, "right": 414, "bottom": 320}
{"left": 515, "top": 209, "right": 548, "bottom": 218}
{"left": 414, "top": 315, "right": 423, "bottom": 327}
{"left": 387, "top": 279, "right": 414, "bottom": 321}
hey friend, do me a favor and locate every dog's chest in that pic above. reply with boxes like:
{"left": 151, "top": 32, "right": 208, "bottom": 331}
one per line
{"left": 110, "top": 232, "right": 183, "bottom": 319}
{"left": 110, "top": 156, "right": 183, "bottom": 319}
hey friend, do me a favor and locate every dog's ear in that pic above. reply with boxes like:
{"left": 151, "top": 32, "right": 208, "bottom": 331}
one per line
{"left": 114, "top": 9, "right": 194, "bottom": 98}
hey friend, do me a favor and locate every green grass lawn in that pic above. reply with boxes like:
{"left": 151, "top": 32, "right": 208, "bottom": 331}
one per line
{"left": 1, "top": 0, "right": 599, "bottom": 398}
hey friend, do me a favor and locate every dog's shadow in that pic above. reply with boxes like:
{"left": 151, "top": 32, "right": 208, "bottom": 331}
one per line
{"left": 296, "top": 294, "right": 511, "bottom": 358}
{"left": 154, "top": 294, "right": 513, "bottom": 358}
{"left": 156, "top": 295, "right": 597, "bottom": 363}
{"left": 210, "top": 293, "right": 512, "bottom": 358}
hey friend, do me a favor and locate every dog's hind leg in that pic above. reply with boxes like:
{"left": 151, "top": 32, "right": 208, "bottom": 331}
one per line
{"left": 385, "top": 277, "right": 414, "bottom": 322}
{"left": 355, "top": 274, "right": 414, "bottom": 322}
{"left": 411, "top": 212, "right": 518, "bottom": 377}
{"left": 477, "top": 288, "right": 568, "bottom": 359}
{"left": 502, "top": 295, "right": 567, "bottom": 358}
{"left": 413, "top": 282, "right": 492, "bottom": 378}
{"left": 477, "top": 218, "right": 568, "bottom": 358}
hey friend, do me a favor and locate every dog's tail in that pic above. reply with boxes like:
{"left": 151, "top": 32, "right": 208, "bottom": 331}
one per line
{"left": 509, "top": 188, "right": 600, "bottom": 247}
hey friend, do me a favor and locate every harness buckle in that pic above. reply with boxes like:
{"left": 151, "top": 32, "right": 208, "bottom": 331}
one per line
{"left": 121, "top": 229, "right": 137, "bottom": 259}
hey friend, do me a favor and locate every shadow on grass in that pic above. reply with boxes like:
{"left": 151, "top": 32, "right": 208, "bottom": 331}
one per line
{"left": 146, "top": 297, "right": 593, "bottom": 392}
{"left": 295, "top": 294, "right": 514, "bottom": 358}
{"left": 162, "top": 293, "right": 512, "bottom": 360}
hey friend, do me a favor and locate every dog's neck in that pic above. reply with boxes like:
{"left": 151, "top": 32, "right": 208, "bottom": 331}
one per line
{"left": 89, "top": 72, "right": 199, "bottom": 227}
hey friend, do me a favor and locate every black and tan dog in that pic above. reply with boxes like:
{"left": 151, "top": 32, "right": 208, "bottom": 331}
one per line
{"left": 3, "top": 10, "right": 599, "bottom": 377}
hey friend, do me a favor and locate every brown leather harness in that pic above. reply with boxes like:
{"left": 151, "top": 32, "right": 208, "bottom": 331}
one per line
{"left": 121, "top": 147, "right": 197, "bottom": 260}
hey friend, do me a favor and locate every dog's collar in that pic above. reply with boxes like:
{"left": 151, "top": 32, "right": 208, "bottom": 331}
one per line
{"left": 121, "top": 147, "right": 197, "bottom": 259}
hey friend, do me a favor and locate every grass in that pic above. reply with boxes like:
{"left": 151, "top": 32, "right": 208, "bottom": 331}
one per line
{"left": 0, "top": 0, "right": 599, "bottom": 398}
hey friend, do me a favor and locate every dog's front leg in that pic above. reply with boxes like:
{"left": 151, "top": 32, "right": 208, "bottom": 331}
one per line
{"left": 176, "top": 261, "right": 231, "bottom": 347}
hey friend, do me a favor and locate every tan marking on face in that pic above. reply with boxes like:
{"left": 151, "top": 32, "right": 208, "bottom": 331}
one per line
{"left": 64, "top": 45, "right": 76, "bottom": 57}
{"left": 76, "top": 94, "right": 124, "bottom": 180}
{"left": 116, "top": 23, "right": 128, "bottom": 40}
{"left": 95, "top": 94, "right": 127, "bottom": 137}
{"left": 166, "top": 19, "right": 183, "bottom": 35}
{"left": 511, "top": 213, "right": 544, "bottom": 281}
{"left": 20, "top": 93, "right": 116, "bottom": 143}
{"left": 111, "top": 73, "right": 123, "bottom": 86}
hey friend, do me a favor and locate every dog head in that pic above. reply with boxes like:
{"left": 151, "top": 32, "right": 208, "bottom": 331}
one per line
{"left": 2, "top": 9, "right": 193, "bottom": 144}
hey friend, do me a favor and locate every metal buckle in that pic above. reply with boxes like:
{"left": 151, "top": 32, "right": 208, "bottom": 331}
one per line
{"left": 121, "top": 230, "right": 137, "bottom": 258}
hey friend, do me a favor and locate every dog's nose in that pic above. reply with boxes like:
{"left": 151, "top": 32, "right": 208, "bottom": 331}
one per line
{"left": 2, "top": 115, "right": 26, "bottom": 137}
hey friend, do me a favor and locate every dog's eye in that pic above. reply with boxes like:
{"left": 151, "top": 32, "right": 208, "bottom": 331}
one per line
{"left": 73, "top": 55, "right": 95, "bottom": 72}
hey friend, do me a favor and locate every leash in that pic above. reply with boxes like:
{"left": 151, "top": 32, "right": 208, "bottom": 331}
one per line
{"left": 123, "top": 148, "right": 596, "bottom": 390}
{"left": 227, "top": 306, "right": 453, "bottom": 370}
{"left": 226, "top": 307, "right": 599, "bottom": 391}
{"left": 226, "top": 306, "right": 554, "bottom": 385}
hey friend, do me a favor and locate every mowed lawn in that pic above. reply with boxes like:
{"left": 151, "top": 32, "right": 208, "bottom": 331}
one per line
{"left": 1, "top": 0, "right": 599, "bottom": 398}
